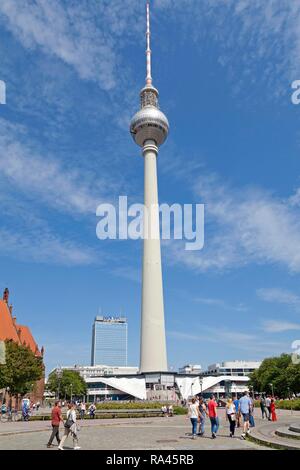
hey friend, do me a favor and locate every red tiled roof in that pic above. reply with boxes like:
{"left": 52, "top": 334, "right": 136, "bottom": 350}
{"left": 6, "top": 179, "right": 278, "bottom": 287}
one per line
{"left": 0, "top": 299, "right": 20, "bottom": 343}
{"left": 0, "top": 299, "right": 41, "bottom": 356}
{"left": 16, "top": 325, "right": 41, "bottom": 357}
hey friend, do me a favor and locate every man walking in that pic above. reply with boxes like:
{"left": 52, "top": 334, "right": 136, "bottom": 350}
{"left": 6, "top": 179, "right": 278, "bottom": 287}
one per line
{"left": 47, "top": 401, "right": 64, "bottom": 448}
{"left": 208, "top": 395, "right": 219, "bottom": 439}
{"left": 265, "top": 395, "right": 272, "bottom": 421}
{"left": 239, "top": 391, "right": 252, "bottom": 440}
{"left": 259, "top": 395, "right": 268, "bottom": 419}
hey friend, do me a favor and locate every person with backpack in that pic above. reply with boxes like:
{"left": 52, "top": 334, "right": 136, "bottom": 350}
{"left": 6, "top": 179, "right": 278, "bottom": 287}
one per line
{"left": 259, "top": 395, "right": 268, "bottom": 419}
{"left": 197, "top": 397, "right": 208, "bottom": 436}
{"left": 58, "top": 403, "right": 80, "bottom": 450}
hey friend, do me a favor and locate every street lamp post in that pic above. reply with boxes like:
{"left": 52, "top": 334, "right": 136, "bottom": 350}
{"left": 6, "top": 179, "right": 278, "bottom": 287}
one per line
{"left": 70, "top": 383, "right": 73, "bottom": 402}
{"left": 199, "top": 377, "right": 203, "bottom": 397}
{"left": 56, "top": 367, "right": 63, "bottom": 400}
{"left": 269, "top": 383, "right": 274, "bottom": 397}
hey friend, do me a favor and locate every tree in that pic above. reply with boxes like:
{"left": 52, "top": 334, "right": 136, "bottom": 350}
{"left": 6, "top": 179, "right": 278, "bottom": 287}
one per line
{"left": 0, "top": 340, "right": 44, "bottom": 399}
{"left": 249, "top": 353, "right": 300, "bottom": 397}
{"left": 47, "top": 370, "right": 87, "bottom": 400}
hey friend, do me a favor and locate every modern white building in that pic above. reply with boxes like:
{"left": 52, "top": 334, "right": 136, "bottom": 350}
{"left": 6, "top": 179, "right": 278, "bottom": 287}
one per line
{"left": 179, "top": 364, "right": 202, "bottom": 375}
{"left": 203, "top": 360, "right": 261, "bottom": 377}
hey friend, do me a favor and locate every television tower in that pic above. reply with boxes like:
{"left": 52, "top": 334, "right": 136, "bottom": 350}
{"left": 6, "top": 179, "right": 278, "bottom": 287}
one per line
{"left": 130, "top": 1, "right": 169, "bottom": 373}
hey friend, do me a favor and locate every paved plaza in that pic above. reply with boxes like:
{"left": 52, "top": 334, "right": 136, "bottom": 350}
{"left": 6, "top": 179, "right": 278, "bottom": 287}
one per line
{"left": 0, "top": 409, "right": 299, "bottom": 450}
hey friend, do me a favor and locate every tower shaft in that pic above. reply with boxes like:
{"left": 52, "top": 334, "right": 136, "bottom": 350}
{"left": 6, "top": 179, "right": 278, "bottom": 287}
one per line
{"left": 140, "top": 140, "right": 167, "bottom": 373}
{"left": 130, "top": 1, "right": 169, "bottom": 374}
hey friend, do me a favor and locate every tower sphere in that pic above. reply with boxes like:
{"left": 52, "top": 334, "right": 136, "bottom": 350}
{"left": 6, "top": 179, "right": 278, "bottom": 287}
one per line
{"left": 130, "top": 86, "right": 169, "bottom": 148}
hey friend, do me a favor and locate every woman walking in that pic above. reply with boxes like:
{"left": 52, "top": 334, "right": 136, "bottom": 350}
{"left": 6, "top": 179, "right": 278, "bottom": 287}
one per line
{"left": 188, "top": 397, "right": 200, "bottom": 439}
{"left": 270, "top": 398, "right": 277, "bottom": 422}
{"left": 58, "top": 403, "right": 81, "bottom": 450}
{"left": 198, "top": 398, "right": 207, "bottom": 436}
{"left": 225, "top": 398, "right": 236, "bottom": 437}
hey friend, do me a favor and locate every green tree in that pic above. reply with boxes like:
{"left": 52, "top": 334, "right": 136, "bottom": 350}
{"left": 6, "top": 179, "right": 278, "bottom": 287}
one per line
{"left": 0, "top": 340, "right": 44, "bottom": 399}
{"left": 249, "top": 353, "right": 300, "bottom": 397}
{"left": 47, "top": 370, "right": 87, "bottom": 400}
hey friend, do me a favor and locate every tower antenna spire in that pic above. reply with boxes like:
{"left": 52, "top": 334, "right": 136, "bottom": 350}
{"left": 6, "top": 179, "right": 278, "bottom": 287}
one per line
{"left": 146, "top": 1, "right": 152, "bottom": 87}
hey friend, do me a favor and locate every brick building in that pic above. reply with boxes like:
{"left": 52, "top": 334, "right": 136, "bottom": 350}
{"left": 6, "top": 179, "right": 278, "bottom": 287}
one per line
{"left": 0, "top": 288, "right": 45, "bottom": 405}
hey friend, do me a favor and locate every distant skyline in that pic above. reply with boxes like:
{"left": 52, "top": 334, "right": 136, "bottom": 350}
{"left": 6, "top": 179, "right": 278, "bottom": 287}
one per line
{"left": 1, "top": 0, "right": 300, "bottom": 374}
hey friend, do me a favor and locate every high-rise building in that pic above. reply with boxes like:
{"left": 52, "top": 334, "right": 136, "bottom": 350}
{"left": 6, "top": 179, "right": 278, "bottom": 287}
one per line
{"left": 130, "top": 1, "right": 169, "bottom": 373}
{"left": 91, "top": 316, "right": 128, "bottom": 367}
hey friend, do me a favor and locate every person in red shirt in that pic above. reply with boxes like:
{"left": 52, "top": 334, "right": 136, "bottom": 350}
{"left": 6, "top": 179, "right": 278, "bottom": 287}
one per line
{"left": 207, "top": 395, "right": 219, "bottom": 439}
{"left": 47, "top": 401, "right": 64, "bottom": 448}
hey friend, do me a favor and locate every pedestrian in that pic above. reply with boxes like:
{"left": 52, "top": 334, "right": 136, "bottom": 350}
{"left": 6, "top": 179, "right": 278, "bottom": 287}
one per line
{"left": 168, "top": 404, "right": 174, "bottom": 417}
{"left": 249, "top": 396, "right": 255, "bottom": 428}
{"left": 265, "top": 395, "right": 272, "bottom": 421}
{"left": 22, "top": 400, "right": 30, "bottom": 421}
{"left": 88, "top": 403, "right": 96, "bottom": 419}
{"left": 232, "top": 394, "right": 240, "bottom": 428}
{"left": 198, "top": 397, "right": 207, "bottom": 436}
{"left": 188, "top": 397, "right": 200, "bottom": 439}
{"left": 79, "top": 402, "right": 86, "bottom": 420}
{"left": 225, "top": 398, "right": 236, "bottom": 437}
{"left": 208, "top": 395, "right": 219, "bottom": 439}
{"left": 36, "top": 401, "right": 40, "bottom": 411}
{"left": 58, "top": 403, "right": 80, "bottom": 450}
{"left": 259, "top": 395, "right": 268, "bottom": 419}
{"left": 47, "top": 401, "right": 64, "bottom": 448}
{"left": 239, "top": 391, "right": 252, "bottom": 440}
{"left": 270, "top": 398, "right": 277, "bottom": 422}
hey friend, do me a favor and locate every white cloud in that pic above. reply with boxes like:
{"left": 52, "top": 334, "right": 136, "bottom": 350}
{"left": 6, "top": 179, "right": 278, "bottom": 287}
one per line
{"left": 168, "top": 327, "right": 287, "bottom": 354}
{"left": 195, "top": 297, "right": 247, "bottom": 312}
{"left": 262, "top": 320, "right": 300, "bottom": 333}
{"left": 167, "top": 172, "right": 300, "bottom": 273}
{"left": 257, "top": 288, "right": 300, "bottom": 307}
{"left": 0, "top": 118, "right": 104, "bottom": 215}
{"left": 0, "top": 0, "right": 145, "bottom": 92}
{"left": 156, "top": 0, "right": 300, "bottom": 91}
{"left": 0, "top": 227, "right": 95, "bottom": 266}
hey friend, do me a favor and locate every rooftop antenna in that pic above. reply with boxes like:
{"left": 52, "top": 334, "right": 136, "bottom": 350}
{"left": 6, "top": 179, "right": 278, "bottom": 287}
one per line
{"left": 146, "top": 1, "right": 152, "bottom": 87}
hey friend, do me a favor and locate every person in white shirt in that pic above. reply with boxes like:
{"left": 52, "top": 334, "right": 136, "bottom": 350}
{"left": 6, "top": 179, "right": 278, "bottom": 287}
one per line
{"left": 188, "top": 397, "right": 200, "bottom": 439}
{"left": 58, "top": 403, "right": 80, "bottom": 450}
{"left": 225, "top": 398, "right": 236, "bottom": 437}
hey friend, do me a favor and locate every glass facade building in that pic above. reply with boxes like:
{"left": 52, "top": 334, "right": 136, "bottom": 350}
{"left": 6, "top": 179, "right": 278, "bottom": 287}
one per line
{"left": 91, "top": 316, "right": 128, "bottom": 367}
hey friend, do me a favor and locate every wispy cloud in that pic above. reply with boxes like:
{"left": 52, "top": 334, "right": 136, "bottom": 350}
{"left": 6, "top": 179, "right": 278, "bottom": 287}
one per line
{"left": 262, "top": 320, "right": 300, "bottom": 333}
{"left": 195, "top": 296, "right": 247, "bottom": 312}
{"left": 166, "top": 172, "right": 300, "bottom": 273}
{"left": 257, "top": 288, "right": 300, "bottom": 308}
{"left": 157, "top": 0, "right": 300, "bottom": 97}
{"left": 0, "top": 118, "right": 107, "bottom": 215}
{"left": 0, "top": 0, "right": 144, "bottom": 92}
{"left": 0, "top": 226, "right": 95, "bottom": 266}
{"left": 168, "top": 327, "right": 287, "bottom": 355}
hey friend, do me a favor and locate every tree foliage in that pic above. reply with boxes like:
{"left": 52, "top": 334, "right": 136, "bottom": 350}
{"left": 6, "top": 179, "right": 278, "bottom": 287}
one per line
{"left": 249, "top": 353, "right": 300, "bottom": 397}
{"left": 47, "top": 370, "right": 87, "bottom": 399}
{"left": 0, "top": 340, "right": 44, "bottom": 397}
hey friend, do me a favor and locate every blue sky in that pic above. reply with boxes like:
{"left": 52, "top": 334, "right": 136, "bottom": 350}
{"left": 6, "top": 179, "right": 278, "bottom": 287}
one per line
{"left": 1, "top": 0, "right": 300, "bottom": 374}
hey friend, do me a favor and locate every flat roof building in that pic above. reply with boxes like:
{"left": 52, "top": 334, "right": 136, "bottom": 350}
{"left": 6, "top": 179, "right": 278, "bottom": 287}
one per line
{"left": 203, "top": 360, "right": 261, "bottom": 377}
{"left": 91, "top": 316, "right": 128, "bottom": 367}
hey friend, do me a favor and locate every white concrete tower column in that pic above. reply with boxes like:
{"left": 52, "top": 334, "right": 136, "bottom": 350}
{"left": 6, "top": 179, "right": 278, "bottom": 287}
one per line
{"left": 140, "top": 139, "right": 167, "bottom": 372}
{"left": 130, "top": 1, "right": 169, "bottom": 373}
